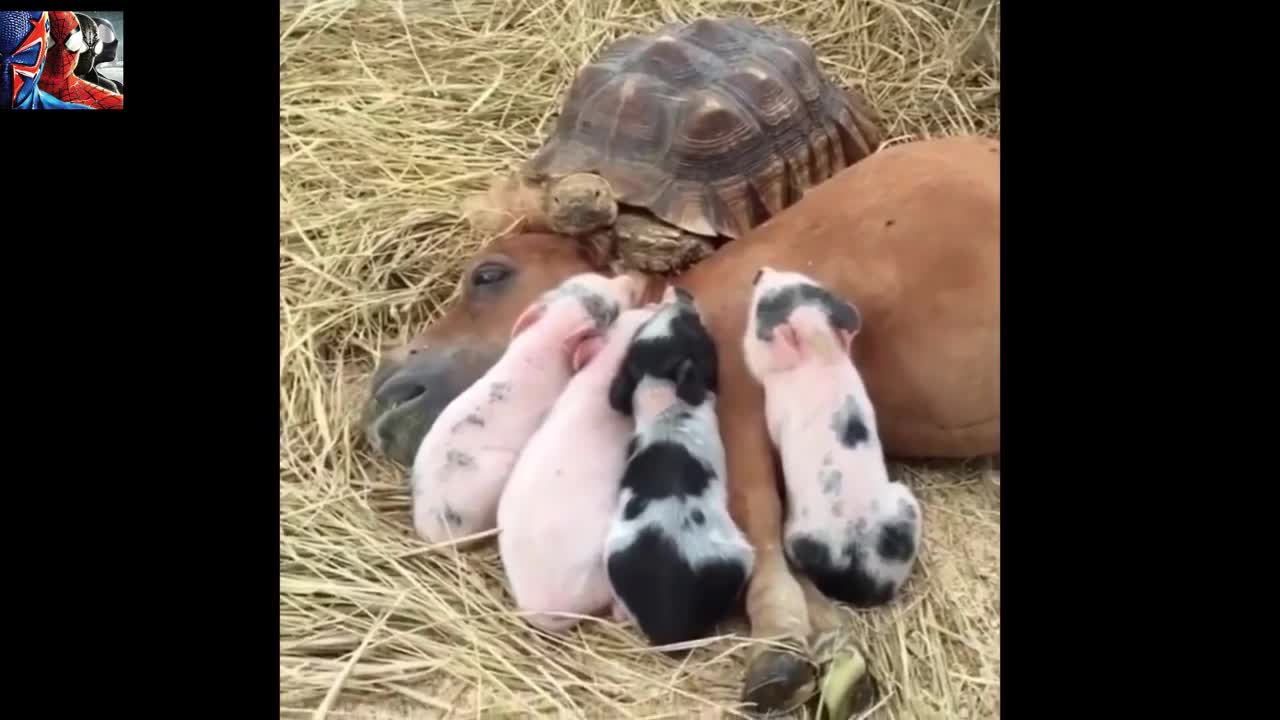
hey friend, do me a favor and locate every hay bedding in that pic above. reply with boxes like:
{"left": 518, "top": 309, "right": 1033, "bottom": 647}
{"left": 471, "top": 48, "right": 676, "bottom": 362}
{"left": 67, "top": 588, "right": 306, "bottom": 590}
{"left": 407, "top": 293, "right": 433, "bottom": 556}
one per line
{"left": 279, "top": 0, "right": 999, "bottom": 717}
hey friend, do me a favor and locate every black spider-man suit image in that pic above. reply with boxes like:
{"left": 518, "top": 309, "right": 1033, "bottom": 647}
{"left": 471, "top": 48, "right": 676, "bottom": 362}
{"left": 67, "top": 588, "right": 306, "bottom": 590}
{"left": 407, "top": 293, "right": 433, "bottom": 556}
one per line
{"left": 72, "top": 12, "right": 123, "bottom": 94}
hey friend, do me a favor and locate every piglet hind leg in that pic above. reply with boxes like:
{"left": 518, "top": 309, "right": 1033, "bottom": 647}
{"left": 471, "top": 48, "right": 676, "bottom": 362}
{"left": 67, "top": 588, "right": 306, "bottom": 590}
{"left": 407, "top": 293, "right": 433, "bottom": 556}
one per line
{"left": 720, "top": 383, "right": 819, "bottom": 714}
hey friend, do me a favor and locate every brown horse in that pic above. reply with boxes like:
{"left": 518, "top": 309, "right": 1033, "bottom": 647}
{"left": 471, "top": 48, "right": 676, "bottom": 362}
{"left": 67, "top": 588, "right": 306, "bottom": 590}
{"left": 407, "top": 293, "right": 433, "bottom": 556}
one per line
{"left": 363, "top": 134, "right": 1000, "bottom": 712}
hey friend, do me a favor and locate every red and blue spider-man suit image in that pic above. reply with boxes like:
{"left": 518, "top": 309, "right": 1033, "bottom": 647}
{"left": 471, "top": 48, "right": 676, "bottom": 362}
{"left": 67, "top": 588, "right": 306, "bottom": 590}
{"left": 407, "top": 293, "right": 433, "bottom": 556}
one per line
{"left": 0, "top": 10, "right": 89, "bottom": 109}
{"left": 39, "top": 10, "right": 123, "bottom": 109}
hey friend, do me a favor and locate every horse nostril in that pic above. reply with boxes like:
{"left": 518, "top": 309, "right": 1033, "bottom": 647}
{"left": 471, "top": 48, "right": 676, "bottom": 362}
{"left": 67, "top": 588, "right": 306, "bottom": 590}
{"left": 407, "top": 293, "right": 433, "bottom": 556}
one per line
{"left": 379, "top": 379, "right": 427, "bottom": 410}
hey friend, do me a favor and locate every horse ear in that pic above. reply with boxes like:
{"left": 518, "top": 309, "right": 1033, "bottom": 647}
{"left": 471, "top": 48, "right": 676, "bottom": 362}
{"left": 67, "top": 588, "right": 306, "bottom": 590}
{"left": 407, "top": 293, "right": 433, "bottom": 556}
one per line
{"left": 608, "top": 365, "right": 638, "bottom": 416}
{"left": 459, "top": 192, "right": 510, "bottom": 234}
{"left": 511, "top": 301, "right": 547, "bottom": 339}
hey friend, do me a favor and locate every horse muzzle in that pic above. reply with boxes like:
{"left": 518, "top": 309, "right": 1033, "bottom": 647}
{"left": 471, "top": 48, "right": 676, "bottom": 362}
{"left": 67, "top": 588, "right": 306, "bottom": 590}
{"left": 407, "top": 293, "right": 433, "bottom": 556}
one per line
{"left": 362, "top": 344, "right": 497, "bottom": 467}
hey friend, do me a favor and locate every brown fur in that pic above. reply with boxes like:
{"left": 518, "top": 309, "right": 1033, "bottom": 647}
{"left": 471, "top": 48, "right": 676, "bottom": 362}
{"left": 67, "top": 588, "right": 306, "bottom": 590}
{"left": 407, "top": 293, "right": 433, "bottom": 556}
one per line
{"left": 371, "top": 134, "right": 999, "bottom": 706}
{"left": 462, "top": 172, "right": 620, "bottom": 239}
{"left": 459, "top": 173, "right": 552, "bottom": 235}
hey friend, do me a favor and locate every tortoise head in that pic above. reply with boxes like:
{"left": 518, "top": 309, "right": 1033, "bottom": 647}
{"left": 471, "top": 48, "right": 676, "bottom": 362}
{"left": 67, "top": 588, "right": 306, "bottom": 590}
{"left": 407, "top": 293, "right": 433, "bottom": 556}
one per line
{"left": 542, "top": 173, "right": 618, "bottom": 236}
{"left": 363, "top": 231, "right": 611, "bottom": 466}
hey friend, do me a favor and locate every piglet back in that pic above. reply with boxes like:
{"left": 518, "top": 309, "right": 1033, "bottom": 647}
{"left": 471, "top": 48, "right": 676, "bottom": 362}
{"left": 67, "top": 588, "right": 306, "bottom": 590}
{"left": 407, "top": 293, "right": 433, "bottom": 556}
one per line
{"left": 607, "top": 525, "right": 748, "bottom": 647}
{"left": 606, "top": 436, "right": 750, "bottom": 647}
{"left": 786, "top": 478, "right": 922, "bottom": 607}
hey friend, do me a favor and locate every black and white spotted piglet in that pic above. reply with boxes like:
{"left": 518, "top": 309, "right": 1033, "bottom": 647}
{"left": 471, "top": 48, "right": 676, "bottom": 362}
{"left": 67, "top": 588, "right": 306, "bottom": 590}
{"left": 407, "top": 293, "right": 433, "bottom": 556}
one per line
{"left": 602, "top": 286, "right": 754, "bottom": 647}
{"left": 742, "top": 267, "right": 922, "bottom": 607}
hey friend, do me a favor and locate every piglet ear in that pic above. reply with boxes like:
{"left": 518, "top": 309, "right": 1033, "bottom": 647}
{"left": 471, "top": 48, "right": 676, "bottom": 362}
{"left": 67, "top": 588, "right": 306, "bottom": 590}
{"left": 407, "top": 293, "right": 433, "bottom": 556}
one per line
{"left": 570, "top": 334, "right": 606, "bottom": 372}
{"left": 561, "top": 321, "right": 600, "bottom": 356}
{"left": 828, "top": 295, "right": 862, "bottom": 337}
{"left": 776, "top": 322, "right": 801, "bottom": 354}
{"left": 759, "top": 321, "right": 803, "bottom": 372}
{"left": 836, "top": 328, "right": 857, "bottom": 353}
{"left": 510, "top": 301, "right": 547, "bottom": 339}
{"left": 831, "top": 297, "right": 861, "bottom": 354}
{"left": 673, "top": 357, "right": 707, "bottom": 407}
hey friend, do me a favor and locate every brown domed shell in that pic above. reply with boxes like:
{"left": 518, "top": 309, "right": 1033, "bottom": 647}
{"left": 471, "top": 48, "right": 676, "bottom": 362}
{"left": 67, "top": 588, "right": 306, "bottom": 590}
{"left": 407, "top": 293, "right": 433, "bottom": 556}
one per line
{"left": 525, "top": 17, "right": 884, "bottom": 240}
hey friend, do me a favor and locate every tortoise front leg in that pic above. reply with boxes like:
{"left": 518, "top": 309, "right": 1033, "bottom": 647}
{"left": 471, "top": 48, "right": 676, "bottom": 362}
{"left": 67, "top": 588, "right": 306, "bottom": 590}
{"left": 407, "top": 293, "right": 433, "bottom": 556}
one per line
{"left": 610, "top": 213, "right": 719, "bottom": 275}
{"left": 717, "top": 365, "right": 817, "bottom": 713}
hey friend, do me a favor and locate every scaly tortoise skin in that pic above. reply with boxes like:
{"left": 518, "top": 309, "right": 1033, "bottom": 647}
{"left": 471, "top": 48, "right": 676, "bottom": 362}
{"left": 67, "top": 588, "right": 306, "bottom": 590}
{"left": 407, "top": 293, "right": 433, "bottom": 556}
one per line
{"left": 463, "top": 16, "right": 886, "bottom": 274}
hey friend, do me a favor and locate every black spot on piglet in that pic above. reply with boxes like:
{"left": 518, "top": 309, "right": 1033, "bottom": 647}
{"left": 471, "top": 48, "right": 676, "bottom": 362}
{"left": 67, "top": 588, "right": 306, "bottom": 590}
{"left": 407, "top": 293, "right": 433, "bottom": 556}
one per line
{"left": 877, "top": 520, "right": 916, "bottom": 563}
{"left": 821, "top": 467, "right": 843, "bottom": 495}
{"left": 831, "top": 395, "right": 869, "bottom": 449}
{"left": 578, "top": 293, "right": 619, "bottom": 331}
{"left": 840, "top": 417, "right": 869, "bottom": 448}
{"left": 786, "top": 536, "right": 894, "bottom": 607}
{"left": 622, "top": 496, "right": 648, "bottom": 521}
{"left": 489, "top": 381, "right": 512, "bottom": 402}
{"left": 442, "top": 505, "right": 463, "bottom": 527}
{"left": 446, "top": 449, "right": 475, "bottom": 468}
{"left": 754, "top": 283, "right": 862, "bottom": 342}
{"left": 607, "top": 526, "right": 748, "bottom": 647}
{"left": 451, "top": 413, "right": 486, "bottom": 432}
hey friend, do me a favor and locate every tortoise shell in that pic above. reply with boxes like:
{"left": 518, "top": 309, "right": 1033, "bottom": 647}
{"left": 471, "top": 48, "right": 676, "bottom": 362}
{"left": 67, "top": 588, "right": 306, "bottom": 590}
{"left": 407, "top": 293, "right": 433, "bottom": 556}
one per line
{"left": 524, "top": 16, "right": 885, "bottom": 240}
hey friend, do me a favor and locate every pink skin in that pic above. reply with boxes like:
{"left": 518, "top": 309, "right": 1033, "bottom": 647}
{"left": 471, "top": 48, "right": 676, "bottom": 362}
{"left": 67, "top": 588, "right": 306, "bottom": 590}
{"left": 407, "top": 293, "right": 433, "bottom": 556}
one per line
{"left": 610, "top": 601, "right": 633, "bottom": 625}
{"left": 410, "top": 273, "right": 641, "bottom": 545}
{"left": 742, "top": 269, "right": 922, "bottom": 584}
{"left": 496, "top": 306, "right": 659, "bottom": 632}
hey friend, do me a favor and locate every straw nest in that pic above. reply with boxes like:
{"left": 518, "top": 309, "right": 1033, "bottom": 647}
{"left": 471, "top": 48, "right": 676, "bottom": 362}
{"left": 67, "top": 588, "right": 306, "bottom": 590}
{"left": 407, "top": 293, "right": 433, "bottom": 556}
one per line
{"left": 280, "top": 0, "right": 1000, "bottom": 718}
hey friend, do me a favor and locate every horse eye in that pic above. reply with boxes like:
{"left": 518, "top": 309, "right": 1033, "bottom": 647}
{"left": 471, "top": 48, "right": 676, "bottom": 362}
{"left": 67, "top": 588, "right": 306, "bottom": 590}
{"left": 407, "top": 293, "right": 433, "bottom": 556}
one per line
{"left": 471, "top": 262, "right": 511, "bottom": 287}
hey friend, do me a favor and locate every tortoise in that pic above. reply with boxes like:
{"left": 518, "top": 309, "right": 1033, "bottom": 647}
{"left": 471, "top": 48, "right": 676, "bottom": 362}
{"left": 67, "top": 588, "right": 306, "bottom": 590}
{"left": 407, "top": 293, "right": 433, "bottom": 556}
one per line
{"left": 461, "top": 16, "right": 886, "bottom": 274}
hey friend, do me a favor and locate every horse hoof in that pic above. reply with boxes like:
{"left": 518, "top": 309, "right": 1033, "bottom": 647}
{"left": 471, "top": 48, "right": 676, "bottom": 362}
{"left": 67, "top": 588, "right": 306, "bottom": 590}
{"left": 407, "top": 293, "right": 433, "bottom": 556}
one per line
{"left": 817, "top": 647, "right": 878, "bottom": 720}
{"left": 741, "top": 647, "right": 816, "bottom": 715}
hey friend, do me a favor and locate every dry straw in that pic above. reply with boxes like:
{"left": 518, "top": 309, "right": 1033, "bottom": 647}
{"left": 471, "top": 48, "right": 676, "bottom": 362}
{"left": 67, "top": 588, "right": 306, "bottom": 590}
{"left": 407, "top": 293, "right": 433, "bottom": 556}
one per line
{"left": 280, "top": 0, "right": 999, "bottom": 717}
